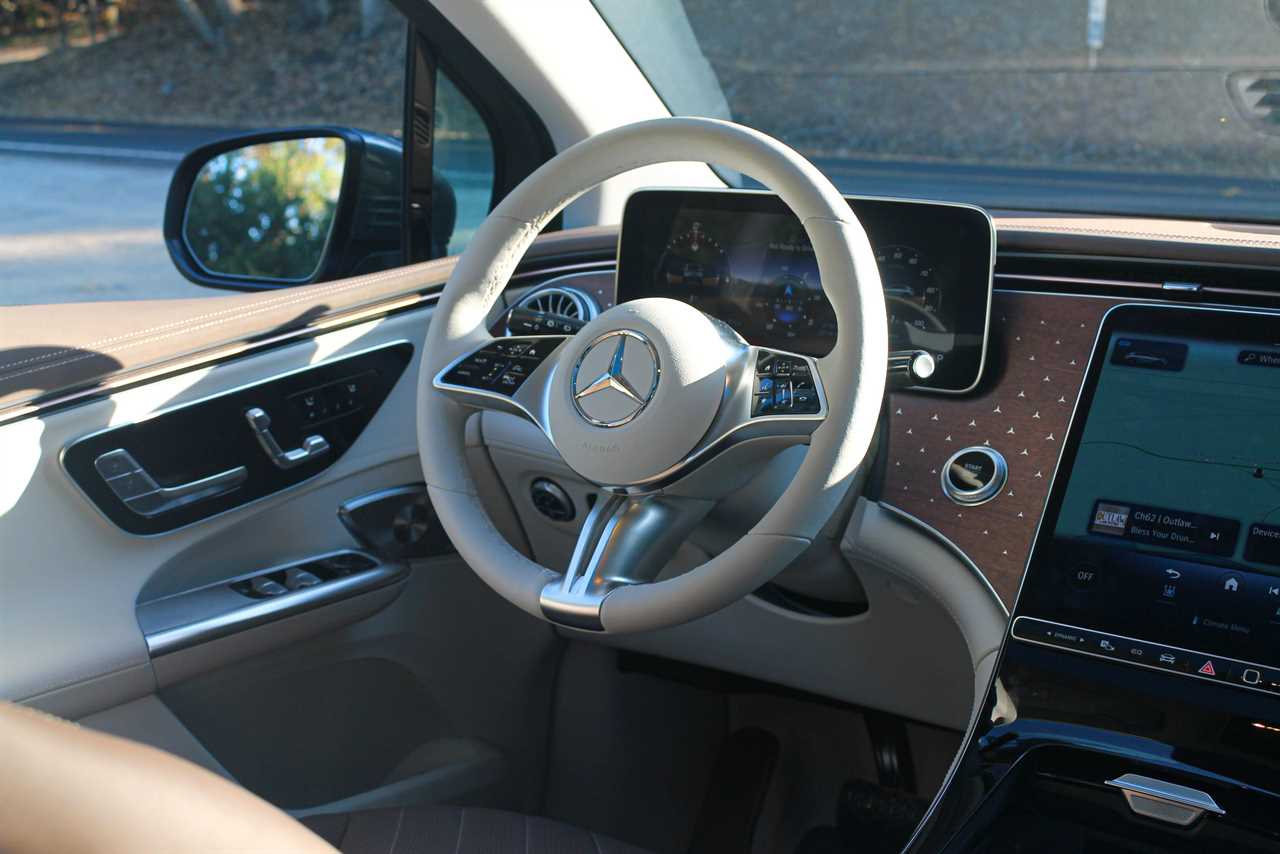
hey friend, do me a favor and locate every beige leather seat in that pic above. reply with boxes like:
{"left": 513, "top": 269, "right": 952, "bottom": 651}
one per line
{"left": 302, "top": 806, "right": 650, "bottom": 854}
{"left": 0, "top": 702, "right": 650, "bottom": 854}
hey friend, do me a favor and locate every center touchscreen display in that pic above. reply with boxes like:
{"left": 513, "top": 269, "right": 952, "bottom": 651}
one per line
{"left": 1014, "top": 305, "right": 1280, "bottom": 692}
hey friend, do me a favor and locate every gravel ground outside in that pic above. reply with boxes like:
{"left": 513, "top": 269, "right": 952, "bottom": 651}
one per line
{"left": 0, "top": 0, "right": 405, "bottom": 132}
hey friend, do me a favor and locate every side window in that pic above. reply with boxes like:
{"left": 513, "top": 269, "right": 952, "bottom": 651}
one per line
{"left": 434, "top": 72, "right": 495, "bottom": 257}
{"left": 0, "top": 1, "right": 409, "bottom": 305}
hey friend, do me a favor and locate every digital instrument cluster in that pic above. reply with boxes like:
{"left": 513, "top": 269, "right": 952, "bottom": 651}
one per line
{"left": 616, "top": 190, "right": 995, "bottom": 392}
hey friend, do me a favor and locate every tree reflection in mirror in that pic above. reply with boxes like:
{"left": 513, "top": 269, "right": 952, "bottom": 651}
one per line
{"left": 183, "top": 138, "right": 346, "bottom": 282}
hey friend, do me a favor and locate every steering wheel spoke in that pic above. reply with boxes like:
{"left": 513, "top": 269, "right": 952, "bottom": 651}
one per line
{"left": 538, "top": 492, "right": 713, "bottom": 630}
{"left": 633, "top": 343, "right": 826, "bottom": 486}
{"left": 432, "top": 335, "right": 569, "bottom": 430}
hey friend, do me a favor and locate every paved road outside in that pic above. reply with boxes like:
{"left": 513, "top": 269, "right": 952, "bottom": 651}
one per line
{"left": 0, "top": 122, "right": 490, "bottom": 305}
{"left": 0, "top": 120, "right": 228, "bottom": 305}
{"left": 0, "top": 153, "right": 200, "bottom": 305}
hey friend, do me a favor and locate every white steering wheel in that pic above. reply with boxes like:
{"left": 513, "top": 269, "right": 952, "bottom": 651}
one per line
{"left": 417, "top": 118, "right": 886, "bottom": 633}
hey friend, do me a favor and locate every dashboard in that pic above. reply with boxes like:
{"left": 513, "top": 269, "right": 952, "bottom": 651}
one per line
{"left": 485, "top": 207, "right": 1280, "bottom": 848}
{"left": 616, "top": 189, "right": 995, "bottom": 392}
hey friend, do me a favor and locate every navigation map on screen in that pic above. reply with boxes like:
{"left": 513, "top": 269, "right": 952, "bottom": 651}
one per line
{"left": 1054, "top": 333, "right": 1280, "bottom": 576}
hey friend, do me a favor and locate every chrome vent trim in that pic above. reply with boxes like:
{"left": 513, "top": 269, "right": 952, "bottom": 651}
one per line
{"left": 516, "top": 286, "right": 594, "bottom": 320}
{"left": 505, "top": 281, "right": 601, "bottom": 336}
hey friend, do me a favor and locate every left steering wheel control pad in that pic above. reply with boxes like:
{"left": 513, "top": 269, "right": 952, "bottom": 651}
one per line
{"left": 440, "top": 337, "right": 562, "bottom": 396}
{"left": 547, "top": 298, "right": 735, "bottom": 487}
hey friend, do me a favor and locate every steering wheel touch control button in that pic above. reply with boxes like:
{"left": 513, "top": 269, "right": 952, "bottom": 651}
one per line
{"left": 440, "top": 336, "right": 564, "bottom": 396}
{"left": 941, "top": 446, "right": 1007, "bottom": 505}
{"left": 754, "top": 351, "right": 822, "bottom": 416}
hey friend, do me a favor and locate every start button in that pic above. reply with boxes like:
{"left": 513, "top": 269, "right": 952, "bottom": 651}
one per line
{"left": 941, "top": 447, "right": 1008, "bottom": 505}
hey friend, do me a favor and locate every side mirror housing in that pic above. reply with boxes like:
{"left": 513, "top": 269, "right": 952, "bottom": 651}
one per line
{"left": 163, "top": 127, "right": 405, "bottom": 291}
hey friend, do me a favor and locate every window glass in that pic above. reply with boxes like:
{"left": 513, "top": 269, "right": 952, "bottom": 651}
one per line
{"left": 596, "top": 0, "right": 1280, "bottom": 222}
{"left": 0, "top": 0, "right": 405, "bottom": 305}
{"left": 434, "top": 71, "right": 495, "bottom": 256}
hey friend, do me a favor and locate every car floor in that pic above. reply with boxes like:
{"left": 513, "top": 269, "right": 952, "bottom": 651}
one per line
{"left": 539, "top": 642, "right": 960, "bottom": 854}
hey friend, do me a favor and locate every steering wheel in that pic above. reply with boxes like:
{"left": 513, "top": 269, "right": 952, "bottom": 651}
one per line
{"left": 417, "top": 118, "right": 886, "bottom": 634}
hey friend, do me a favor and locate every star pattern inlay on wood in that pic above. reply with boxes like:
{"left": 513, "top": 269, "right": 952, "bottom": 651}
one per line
{"left": 880, "top": 291, "right": 1119, "bottom": 606}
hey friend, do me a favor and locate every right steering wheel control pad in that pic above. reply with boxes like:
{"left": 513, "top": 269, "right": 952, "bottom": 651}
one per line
{"left": 753, "top": 351, "right": 821, "bottom": 416}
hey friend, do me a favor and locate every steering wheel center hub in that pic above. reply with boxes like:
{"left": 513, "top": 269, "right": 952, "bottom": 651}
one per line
{"left": 548, "top": 298, "right": 734, "bottom": 487}
{"left": 570, "top": 329, "right": 661, "bottom": 428}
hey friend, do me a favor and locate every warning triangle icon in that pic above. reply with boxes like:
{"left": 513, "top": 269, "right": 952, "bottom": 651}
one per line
{"left": 1198, "top": 660, "right": 1217, "bottom": 676}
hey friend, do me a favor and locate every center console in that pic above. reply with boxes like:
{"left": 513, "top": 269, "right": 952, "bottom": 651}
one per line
{"left": 910, "top": 304, "right": 1280, "bottom": 852}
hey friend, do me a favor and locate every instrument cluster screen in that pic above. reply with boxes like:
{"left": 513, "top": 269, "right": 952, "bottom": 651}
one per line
{"left": 1016, "top": 305, "right": 1280, "bottom": 691}
{"left": 616, "top": 190, "right": 994, "bottom": 392}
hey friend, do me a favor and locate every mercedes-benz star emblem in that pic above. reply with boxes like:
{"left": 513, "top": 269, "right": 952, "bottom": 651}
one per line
{"left": 571, "top": 330, "right": 660, "bottom": 428}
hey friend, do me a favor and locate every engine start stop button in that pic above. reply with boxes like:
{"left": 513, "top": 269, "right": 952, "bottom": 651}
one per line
{"left": 941, "top": 446, "right": 1008, "bottom": 505}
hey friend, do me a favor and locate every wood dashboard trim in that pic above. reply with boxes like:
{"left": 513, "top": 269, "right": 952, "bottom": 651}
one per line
{"left": 880, "top": 289, "right": 1123, "bottom": 606}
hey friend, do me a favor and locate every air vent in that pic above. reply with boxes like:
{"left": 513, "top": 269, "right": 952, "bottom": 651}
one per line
{"left": 1228, "top": 71, "right": 1280, "bottom": 134}
{"left": 517, "top": 287, "right": 593, "bottom": 320}
{"left": 505, "top": 283, "right": 599, "bottom": 336}
{"left": 412, "top": 106, "right": 432, "bottom": 151}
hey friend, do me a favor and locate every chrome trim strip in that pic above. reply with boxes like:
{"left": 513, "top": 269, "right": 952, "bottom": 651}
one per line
{"left": 511, "top": 259, "right": 616, "bottom": 281}
{"left": 1105, "top": 773, "right": 1224, "bottom": 819}
{"left": 995, "top": 271, "right": 1166, "bottom": 291}
{"left": 1011, "top": 616, "right": 1280, "bottom": 700}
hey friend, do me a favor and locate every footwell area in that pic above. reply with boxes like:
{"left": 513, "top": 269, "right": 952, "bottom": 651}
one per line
{"left": 540, "top": 643, "right": 960, "bottom": 854}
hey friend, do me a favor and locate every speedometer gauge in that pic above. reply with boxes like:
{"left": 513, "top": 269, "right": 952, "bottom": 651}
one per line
{"left": 657, "top": 221, "right": 727, "bottom": 289}
{"left": 877, "top": 244, "right": 946, "bottom": 334}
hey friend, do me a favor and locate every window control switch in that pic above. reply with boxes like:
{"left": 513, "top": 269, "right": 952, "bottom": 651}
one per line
{"left": 285, "top": 568, "right": 322, "bottom": 590}
{"left": 249, "top": 576, "right": 288, "bottom": 597}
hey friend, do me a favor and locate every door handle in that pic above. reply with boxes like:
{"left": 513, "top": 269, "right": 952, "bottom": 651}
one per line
{"left": 244, "top": 407, "right": 330, "bottom": 469}
{"left": 94, "top": 449, "right": 248, "bottom": 517}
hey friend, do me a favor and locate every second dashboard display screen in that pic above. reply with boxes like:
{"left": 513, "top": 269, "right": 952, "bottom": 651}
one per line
{"left": 616, "top": 190, "right": 994, "bottom": 392}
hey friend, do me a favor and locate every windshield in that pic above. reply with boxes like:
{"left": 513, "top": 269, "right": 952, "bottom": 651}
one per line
{"left": 593, "top": 0, "right": 1280, "bottom": 222}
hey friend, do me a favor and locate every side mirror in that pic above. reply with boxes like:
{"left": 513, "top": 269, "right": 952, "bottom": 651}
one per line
{"left": 164, "top": 128, "right": 405, "bottom": 291}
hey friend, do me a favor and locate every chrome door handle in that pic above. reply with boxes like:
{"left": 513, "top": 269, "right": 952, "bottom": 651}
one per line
{"left": 244, "top": 407, "right": 330, "bottom": 469}
{"left": 94, "top": 449, "right": 248, "bottom": 517}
